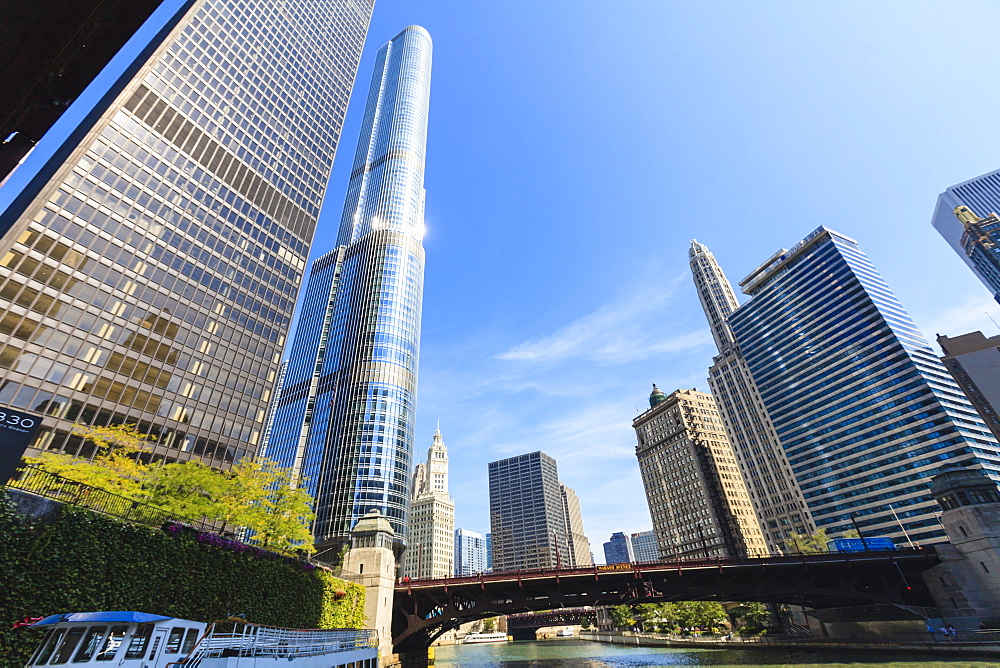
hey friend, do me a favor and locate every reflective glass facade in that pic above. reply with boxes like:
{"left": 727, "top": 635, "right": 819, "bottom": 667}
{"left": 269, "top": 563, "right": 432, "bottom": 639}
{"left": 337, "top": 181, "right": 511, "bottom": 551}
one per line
{"left": 0, "top": 0, "right": 372, "bottom": 468}
{"left": 932, "top": 169, "right": 1000, "bottom": 301}
{"left": 729, "top": 227, "right": 1000, "bottom": 545}
{"left": 265, "top": 26, "right": 432, "bottom": 547}
{"left": 454, "top": 528, "right": 487, "bottom": 576}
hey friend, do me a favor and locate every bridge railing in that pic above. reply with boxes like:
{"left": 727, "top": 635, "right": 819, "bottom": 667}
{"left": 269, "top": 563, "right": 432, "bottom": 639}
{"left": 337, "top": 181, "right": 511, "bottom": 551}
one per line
{"left": 397, "top": 548, "right": 932, "bottom": 587}
{"left": 583, "top": 629, "right": 1000, "bottom": 646}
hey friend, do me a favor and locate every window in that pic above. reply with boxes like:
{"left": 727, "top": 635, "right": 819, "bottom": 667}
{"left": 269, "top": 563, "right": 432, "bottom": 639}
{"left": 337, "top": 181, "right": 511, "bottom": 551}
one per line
{"left": 32, "top": 629, "right": 64, "bottom": 665}
{"left": 181, "top": 628, "right": 200, "bottom": 654}
{"left": 165, "top": 627, "right": 185, "bottom": 654}
{"left": 72, "top": 626, "right": 107, "bottom": 663}
{"left": 95, "top": 625, "right": 128, "bottom": 661}
{"left": 124, "top": 625, "right": 153, "bottom": 659}
{"left": 50, "top": 626, "right": 86, "bottom": 664}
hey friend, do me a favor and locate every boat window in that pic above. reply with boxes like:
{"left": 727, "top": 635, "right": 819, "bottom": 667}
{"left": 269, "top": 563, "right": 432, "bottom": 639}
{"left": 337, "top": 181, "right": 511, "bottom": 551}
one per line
{"left": 33, "top": 629, "right": 64, "bottom": 665}
{"left": 72, "top": 626, "right": 107, "bottom": 662}
{"left": 164, "top": 627, "right": 185, "bottom": 653}
{"left": 50, "top": 626, "right": 86, "bottom": 664}
{"left": 123, "top": 625, "right": 153, "bottom": 659}
{"left": 28, "top": 630, "right": 54, "bottom": 665}
{"left": 181, "top": 628, "right": 199, "bottom": 654}
{"left": 95, "top": 625, "right": 128, "bottom": 661}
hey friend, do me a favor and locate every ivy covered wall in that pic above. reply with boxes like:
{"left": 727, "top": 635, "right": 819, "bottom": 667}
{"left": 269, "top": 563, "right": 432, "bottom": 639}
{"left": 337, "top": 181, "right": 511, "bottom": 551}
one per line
{"left": 0, "top": 491, "right": 365, "bottom": 664}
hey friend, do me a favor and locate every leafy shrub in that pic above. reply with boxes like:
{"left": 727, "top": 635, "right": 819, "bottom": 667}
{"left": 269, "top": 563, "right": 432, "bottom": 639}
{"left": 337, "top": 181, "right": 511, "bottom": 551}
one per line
{"left": 0, "top": 491, "right": 363, "bottom": 665}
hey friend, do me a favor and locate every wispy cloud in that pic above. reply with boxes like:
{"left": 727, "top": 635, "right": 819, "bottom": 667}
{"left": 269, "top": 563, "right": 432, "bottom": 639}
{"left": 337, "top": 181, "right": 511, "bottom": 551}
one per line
{"left": 496, "top": 279, "right": 712, "bottom": 364}
{"left": 912, "top": 293, "right": 1000, "bottom": 344}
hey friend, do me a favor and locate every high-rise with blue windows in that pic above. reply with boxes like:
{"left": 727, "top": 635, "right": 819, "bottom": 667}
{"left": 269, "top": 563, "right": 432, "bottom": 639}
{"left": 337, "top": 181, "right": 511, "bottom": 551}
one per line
{"left": 454, "top": 528, "right": 487, "bottom": 576}
{"left": 265, "top": 26, "right": 432, "bottom": 552}
{"left": 728, "top": 227, "right": 1000, "bottom": 545}
{"left": 932, "top": 169, "right": 1000, "bottom": 302}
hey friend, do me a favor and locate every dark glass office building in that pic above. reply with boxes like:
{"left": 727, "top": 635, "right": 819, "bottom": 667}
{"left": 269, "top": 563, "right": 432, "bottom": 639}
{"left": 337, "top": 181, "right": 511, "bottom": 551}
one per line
{"left": 0, "top": 0, "right": 372, "bottom": 469}
{"left": 264, "top": 26, "right": 433, "bottom": 549}
{"left": 729, "top": 227, "right": 1000, "bottom": 545}
{"left": 488, "top": 451, "right": 572, "bottom": 571}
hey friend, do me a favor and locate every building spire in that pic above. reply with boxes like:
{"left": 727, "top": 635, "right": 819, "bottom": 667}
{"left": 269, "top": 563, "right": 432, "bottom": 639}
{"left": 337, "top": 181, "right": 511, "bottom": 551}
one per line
{"left": 688, "top": 239, "right": 740, "bottom": 354}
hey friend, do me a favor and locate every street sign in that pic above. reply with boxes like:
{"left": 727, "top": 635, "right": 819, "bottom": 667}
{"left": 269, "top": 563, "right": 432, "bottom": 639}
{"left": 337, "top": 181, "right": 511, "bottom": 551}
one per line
{"left": 829, "top": 537, "right": 896, "bottom": 553}
{"left": 0, "top": 406, "right": 42, "bottom": 483}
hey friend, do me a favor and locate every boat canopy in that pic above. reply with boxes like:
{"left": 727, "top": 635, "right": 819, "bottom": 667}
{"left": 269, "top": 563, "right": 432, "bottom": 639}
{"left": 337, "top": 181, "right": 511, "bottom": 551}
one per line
{"left": 31, "top": 612, "right": 174, "bottom": 626}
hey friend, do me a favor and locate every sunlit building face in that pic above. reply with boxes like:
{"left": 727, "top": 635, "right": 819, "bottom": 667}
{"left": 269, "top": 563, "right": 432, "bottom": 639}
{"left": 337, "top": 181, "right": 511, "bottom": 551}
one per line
{"left": 0, "top": 0, "right": 373, "bottom": 467}
{"left": 263, "top": 26, "right": 433, "bottom": 548}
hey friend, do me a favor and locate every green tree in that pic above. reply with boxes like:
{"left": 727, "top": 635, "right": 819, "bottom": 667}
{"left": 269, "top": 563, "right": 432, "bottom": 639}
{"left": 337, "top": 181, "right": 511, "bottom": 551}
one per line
{"left": 608, "top": 605, "right": 635, "bottom": 629}
{"left": 580, "top": 617, "right": 592, "bottom": 630}
{"left": 26, "top": 427, "right": 316, "bottom": 553}
{"left": 674, "top": 601, "right": 727, "bottom": 632}
{"left": 728, "top": 602, "right": 771, "bottom": 633}
{"left": 635, "top": 602, "right": 677, "bottom": 631}
{"left": 788, "top": 528, "right": 831, "bottom": 554}
{"left": 481, "top": 617, "right": 498, "bottom": 632}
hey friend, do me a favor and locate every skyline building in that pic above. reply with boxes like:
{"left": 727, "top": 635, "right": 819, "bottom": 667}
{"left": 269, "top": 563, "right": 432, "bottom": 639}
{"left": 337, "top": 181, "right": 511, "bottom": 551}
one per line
{"left": 633, "top": 386, "right": 767, "bottom": 558}
{"left": 488, "top": 451, "right": 572, "bottom": 571}
{"left": 630, "top": 530, "right": 659, "bottom": 562}
{"left": 560, "top": 483, "right": 593, "bottom": 567}
{"left": 938, "top": 331, "right": 1000, "bottom": 443}
{"left": 932, "top": 169, "right": 1000, "bottom": 302}
{"left": 264, "top": 26, "right": 433, "bottom": 550}
{"left": 690, "top": 240, "right": 814, "bottom": 554}
{"left": 0, "top": 0, "right": 372, "bottom": 468}
{"left": 728, "top": 226, "right": 1000, "bottom": 545}
{"left": 454, "top": 528, "right": 487, "bottom": 576}
{"left": 402, "top": 426, "right": 454, "bottom": 578}
{"left": 603, "top": 531, "right": 633, "bottom": 565}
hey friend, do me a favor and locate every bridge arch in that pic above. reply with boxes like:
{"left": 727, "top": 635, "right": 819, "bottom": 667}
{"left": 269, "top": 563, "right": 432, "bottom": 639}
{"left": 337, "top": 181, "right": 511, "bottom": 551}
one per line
{"left": 391, "top": 549, "right": 939, "bottom": 651}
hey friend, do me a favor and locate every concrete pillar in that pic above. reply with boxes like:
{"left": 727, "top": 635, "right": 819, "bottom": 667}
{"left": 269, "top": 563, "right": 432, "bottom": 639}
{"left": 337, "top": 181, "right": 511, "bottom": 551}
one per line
{"left": 339, "top": 509, "right": 398, "bottom": 658}
{"left": 923, "top": 466, "right": 1000, "bottom": 629}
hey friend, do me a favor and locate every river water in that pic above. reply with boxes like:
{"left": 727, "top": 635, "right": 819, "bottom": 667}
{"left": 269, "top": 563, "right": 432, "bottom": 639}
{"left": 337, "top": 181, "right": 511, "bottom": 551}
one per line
{"left": 431, "top": 638, "right": 999, "bottom": 667}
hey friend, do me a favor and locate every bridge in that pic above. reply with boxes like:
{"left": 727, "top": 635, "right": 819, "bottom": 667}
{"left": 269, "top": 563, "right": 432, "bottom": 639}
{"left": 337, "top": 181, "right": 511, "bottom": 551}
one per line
{"left": 506, "top": 608, "right": 598, "bottom": 640}
{"left": 391, "top": 548, "right": 940, "bottom": 651}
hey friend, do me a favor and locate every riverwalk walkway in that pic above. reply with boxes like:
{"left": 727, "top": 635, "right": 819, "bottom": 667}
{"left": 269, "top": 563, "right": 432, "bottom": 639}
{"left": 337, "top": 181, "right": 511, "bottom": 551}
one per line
{"left": 580, "top": 630, "right": 1000, "bottom": 658}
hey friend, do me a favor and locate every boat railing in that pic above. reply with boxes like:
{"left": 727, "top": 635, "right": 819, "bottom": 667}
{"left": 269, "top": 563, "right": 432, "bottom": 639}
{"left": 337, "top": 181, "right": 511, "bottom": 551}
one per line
{"left": 167, "top": 621, "right": 377, "bottom": 666}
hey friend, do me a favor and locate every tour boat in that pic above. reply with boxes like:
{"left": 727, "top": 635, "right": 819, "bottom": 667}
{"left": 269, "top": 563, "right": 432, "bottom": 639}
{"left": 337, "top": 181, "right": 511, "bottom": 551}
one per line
{"left": 23, "top": 611, "right": 378, "bottom": 667}
{"left": 463, "top": 631, "right": 510, "bottom": 644}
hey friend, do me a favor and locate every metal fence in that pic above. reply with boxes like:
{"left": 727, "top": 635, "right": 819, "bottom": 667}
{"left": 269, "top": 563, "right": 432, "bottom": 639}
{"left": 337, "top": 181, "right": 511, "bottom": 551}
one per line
{"left": 5, "top": 464, "right": 211, "bottom": 530}
{"left": 582, "top": 629, "right": 1000, "bottom": 647}
{"left": 166, "top": 621, "right": 378, "bottom": 665}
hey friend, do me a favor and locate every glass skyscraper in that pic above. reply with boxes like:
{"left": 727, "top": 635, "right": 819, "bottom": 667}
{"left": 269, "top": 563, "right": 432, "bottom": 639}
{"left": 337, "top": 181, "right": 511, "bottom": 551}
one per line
{"left": 265, "top": 26, "right": 432, "bottom": 550}
{"left": 728, "top": 227, "right": 1000, "bottom": 545}
{"left": 488, "top": 451, "right": 572, "bottom": 571}
{"left": 454, "top": 528, "right": 487, "bottom": 576}
{"left": 931, "top": 169, "right": 1000, "bottom": 302}
{"left": 0, "top": 0, "right": 372, "bottom": 468}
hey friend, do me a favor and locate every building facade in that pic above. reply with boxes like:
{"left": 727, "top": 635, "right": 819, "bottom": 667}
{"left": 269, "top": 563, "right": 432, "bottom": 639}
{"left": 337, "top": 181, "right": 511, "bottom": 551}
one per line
{"left": 403, "top": 426, "right": 454, "bottom": 578}
{"left": 0, "top": 0, "right": 372, "bottom": 469}
{"left": 454, "top": 528, "right": 487, "bottom": 576}
{"left": 728, "top": 227, "right": 1000, "bottom": 545}
{"left": 932, "top": 170, "right": 1000, "bottom": 302}
{"left": 488, "top": 451, "right": 572, "bottom": 571}
{"left": 938, "top": 332, "right": 1000, "bottom": 443}
{"left": 690, "top": 240, "right": 814, "bottom": 554}
{"left": 264, "top": 26, "right": 432, "bottom": 549}
{"left": 560, "top": 483, "right": 592, "bottom": 567}
{"left": 630, "top": 530, "right": 659, "bottom": 562}
{"left": 603, "top": 531, "right": 633, "bottom": 565}
{"left": 634, "top": 386, "right": 767, "bottom": 559}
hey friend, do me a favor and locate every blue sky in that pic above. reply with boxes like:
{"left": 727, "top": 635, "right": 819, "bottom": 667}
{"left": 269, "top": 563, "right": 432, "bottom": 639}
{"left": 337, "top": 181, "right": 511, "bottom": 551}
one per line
{"left": 308, "top": 0, "right": 1000, "bottom": 560}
